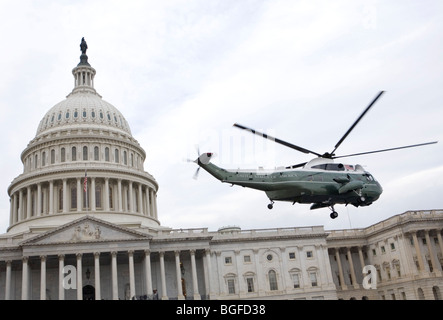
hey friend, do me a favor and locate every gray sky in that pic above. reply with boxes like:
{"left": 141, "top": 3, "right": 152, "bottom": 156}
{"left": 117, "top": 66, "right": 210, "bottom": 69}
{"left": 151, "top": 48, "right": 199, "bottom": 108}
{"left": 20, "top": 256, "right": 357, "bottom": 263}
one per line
{"left": 0, "top": 0, "right": 442, "bottom": 233}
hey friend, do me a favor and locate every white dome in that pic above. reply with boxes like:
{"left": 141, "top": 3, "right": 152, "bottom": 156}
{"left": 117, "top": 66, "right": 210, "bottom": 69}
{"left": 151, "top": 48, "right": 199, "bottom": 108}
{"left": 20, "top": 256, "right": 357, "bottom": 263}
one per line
{"left": 36, "top": 92, "right": 132, "bottom": 137}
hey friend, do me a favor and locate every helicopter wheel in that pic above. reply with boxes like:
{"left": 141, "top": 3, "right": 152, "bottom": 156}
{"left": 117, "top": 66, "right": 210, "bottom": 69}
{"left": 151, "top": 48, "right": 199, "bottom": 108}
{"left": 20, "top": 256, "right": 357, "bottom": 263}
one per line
{"left": 267, "top": 201, "right": 274, "bottom": 210}
{"left": 330, "top": 211, "right": 338, "bottom": 219}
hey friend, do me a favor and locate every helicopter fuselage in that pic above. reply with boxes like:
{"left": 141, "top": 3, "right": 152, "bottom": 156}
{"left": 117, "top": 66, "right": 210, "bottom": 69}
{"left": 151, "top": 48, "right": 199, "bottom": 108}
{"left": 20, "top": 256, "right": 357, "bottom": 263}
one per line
{"left": 197, "top": 155, "right": 382, "bottom": 210}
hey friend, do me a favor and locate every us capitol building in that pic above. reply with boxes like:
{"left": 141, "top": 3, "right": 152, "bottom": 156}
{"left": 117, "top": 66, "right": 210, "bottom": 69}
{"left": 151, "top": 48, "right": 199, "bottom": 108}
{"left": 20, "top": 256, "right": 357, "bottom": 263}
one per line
{"left": 0, "top": 40, "right": 442, "bottom": 300}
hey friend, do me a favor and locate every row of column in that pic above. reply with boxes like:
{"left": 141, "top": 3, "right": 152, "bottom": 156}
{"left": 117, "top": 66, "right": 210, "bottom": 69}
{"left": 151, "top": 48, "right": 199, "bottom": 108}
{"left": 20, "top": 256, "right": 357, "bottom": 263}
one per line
{"left": 9, "top": 177, "right": 158, "bottom": 225}
{"left": 4, "top": 249, "right": 210, "bottom": 300}
{"left": 410, "top": 229, "right": 443, "bottom": 276}
{"left": 332, "top": 228, "right": 443, "bottom": 291}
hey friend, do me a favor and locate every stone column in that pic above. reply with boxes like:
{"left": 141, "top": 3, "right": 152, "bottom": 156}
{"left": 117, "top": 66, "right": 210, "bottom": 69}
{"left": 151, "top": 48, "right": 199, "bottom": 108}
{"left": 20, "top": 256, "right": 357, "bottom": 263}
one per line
{"left": 40, "top": 255, "right": 47, "bottom": 300}
{"left": 138, "top": 184, "right": 143, "bottom": 214}
{"left": 335, "top": 248, "right": 347, "bottom": 290}
{"left": 347, "top": 247, "right": 358, "bottom": 288}
{"left": 62, "top": 179, "right": 68, "bottom": 213}
{"left": 76, "top": 178, "right": 82, "bottom": 212}
{"left": 144, "top": 250, "right": 153, "bottom": 296}
{"left": 175, "top": 250, "right": 185, "bottom": 300}
{"left": 18, "top": 189, "right": 23, "bottom": 221}
{"left": 128, "top": 250, "right": 136, "bottom": 299}
{"left": 190, "top": 250, "right": 201, "bottom": 300}
{"left": 145, "top": 188, "right": 151, "bottom": 217}
{"left": 412, "top": 231, "right": 425, "bottom": 272}
{"left": 111, "top": 251, "right": 118, "bottom": 300}
{"left": 76, "top": 253, "right": 83, "bottom": 300}
{"left": 26, "top": 186, "right": 32, "bottom": 219}
{"left": 159, "top": 251, "right": 168, "bottom": 300}
{"left": 425, "top": 230, "right": 441, "bottom": 274}
{"left": 94, "top": 252, "right": 101, "bottom": 300}
{"left": 117, "top": 179, "right": 122, "bottom": 212}
{"left": 21, "top": 256, "right": 29, "bottom": 300}
{"left": 128, "top": 181, "right": 134, "bottom": 213}
{"left": 37, "top": 183, "right": 42, "bottom": 216}
{"left": 49, "top": 180, "right": 54, "bottom": 215}
{"left": 5, "top": 260, "right": 12, "bottom": 300}
{"left": 12, "top": 193, "right": 18, "bottom": 223}
{"left": 104, "top": 178, "right": 110, "bottom": 211}
{"left": 205, "top": 249, "right": 214, "bottom": 298}
{"left": 91, "top": 177, "right": 96, "bottom": 211}
{"left": 437, "top": 230, "right": 443, "bottom": 259}
{"left": 58, "top": 254, "right": 65, "bottom": 300}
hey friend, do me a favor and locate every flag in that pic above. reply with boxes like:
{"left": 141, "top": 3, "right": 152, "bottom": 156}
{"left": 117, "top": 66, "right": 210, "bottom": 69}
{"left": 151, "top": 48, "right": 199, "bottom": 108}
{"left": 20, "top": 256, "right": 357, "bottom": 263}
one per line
{"left": 84, "top": 170, "right": 87, "bottom": 192}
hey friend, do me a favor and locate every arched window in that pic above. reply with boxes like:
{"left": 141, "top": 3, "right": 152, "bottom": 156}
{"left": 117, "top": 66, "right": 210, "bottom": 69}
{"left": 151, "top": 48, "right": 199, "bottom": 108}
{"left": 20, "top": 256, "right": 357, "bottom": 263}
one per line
{"left": 83, "top": 146, "right": 88, "bottom": 161}
{"left": 114, "top": 149, "right": 119, "bottom": 163}
{"left": 94, "top": 146, "right": 99, "bottom": 161}
{"left": 42, "top": 151, "right": 46, "bottom": 166}
{"left": 61, "top": 147, "right": 66, "bottom": 162}
{"left": 105, "top": 147, "right": 110, "bottom": 162}
{"left": 72, "top": 147, "right": 77, "bottom": 161}
{"left": 51, "top": 149, "right": 55, "bottom": 164}
{"left": 34, "top": 154, "right": 38, "bottom": 169}
{"left": 268, "top": 270, "right": 278, "bottom": 291}
{"left": 123, "top": 151, "right": 127, "bottom": 165}
{"left": 130, "top": 153, "right": 134, "bottom": 167}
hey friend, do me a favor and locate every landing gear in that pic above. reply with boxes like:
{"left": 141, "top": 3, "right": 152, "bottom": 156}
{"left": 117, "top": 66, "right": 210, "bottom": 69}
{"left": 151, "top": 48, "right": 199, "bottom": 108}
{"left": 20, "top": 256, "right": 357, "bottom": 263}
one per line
{"left": 330, "top": 211, "right": 338, "bottom": 219}
{"left": 329, "top": 206, "right": 338, "bottom": 219}
{"left": 267, "top": 201, "right": 274, "bottom": 210}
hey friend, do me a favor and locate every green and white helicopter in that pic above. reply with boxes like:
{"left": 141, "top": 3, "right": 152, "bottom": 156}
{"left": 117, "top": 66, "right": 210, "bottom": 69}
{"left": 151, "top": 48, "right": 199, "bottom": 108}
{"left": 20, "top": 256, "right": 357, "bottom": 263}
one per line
{"left": 191, "top": 91, "right": 437, "bottom": 219}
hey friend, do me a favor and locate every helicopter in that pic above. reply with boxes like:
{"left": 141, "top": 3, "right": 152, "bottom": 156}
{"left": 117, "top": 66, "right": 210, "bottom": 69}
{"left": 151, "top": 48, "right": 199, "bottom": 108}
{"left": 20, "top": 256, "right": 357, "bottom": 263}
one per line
{"left": 190, "top": 91, "right": 438, "bottom": 219}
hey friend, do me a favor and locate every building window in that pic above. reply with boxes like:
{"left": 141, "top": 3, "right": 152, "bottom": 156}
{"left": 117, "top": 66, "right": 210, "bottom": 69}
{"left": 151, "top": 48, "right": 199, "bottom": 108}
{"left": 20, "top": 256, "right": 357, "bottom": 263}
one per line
{"left": 114, "top": 149, "right": 119, "bottom": 163}
{"left": 244, "top": 255, "right": 251, "bottom": 263}
{"left": 35, "top": 154, "right": 38, "bottom": 168}
{"left": 372, "top": 249, "right": 377, "bottom": 256}
{"left": 61, "top": 148, "right": 66, "bottom": 162}
{"left": 42, "top": 151, "right": 46, "bottom": 166}
{"left": 51, "top": 149, "right": 55, "bottom": 164}
{"left": 95, "top": 184, "right": 102, "bottom": 208}
{"left": 225, "top": 257, "right": 232, "bottom": 265}
{"left": 72, "top": 147, "right": 77, "bottom": 161}
{"left": 227, "top": 279, "right": 235, "bottom": 294}
{"left": 292, "top": 273, "right": 300, "bottom": 288}
{"left": 268, "top": 270, "right": 278, "bottom": 291}
{"left": 306, "top": 251, "right": 313, "bottom": 258}
{"left": 381, "top": 246, "right": 386, "bottom": 254}
{"left": 310, "top": 272, "right": 318, "bottom": 287}
{"left": 58, "top": 186, "right": 63, "bottom": 211}
{"left": 131, "top": 153, "right": 134, "bottom": 167}
{"left": 289, "top": 252, "right": 296, "bottom": 260}
{"left": 267, "top": 254, "right": 273, "bottom": 261}
{"left": 123, "top": 151, "right": 127, "bottom": 165}
{"left": 246, "top": 278, "right": 254, "bottom": 293}
{"left": 105, "top": 147, "right": 110, "bottom": 162}
{"left": 94, "top": 146, "right": 99, "bottom": 161}
{"left": 83, "top": 146, "right": 88, "bottom": 160}
{"left": 71, "top": 186, "right": 77, "bottom": 209}
{"left": 109, "top": 186, "right": 113, "bottom": 209}
{"left": 390, "top": 243, "right": 396, "bottom": 251}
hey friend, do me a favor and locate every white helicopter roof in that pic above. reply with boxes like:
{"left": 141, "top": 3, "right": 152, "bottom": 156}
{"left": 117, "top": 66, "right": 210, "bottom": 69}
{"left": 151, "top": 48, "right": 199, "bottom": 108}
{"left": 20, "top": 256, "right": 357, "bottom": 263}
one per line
{"left": 303, "top": 157, "right": 365, "bottom": 172}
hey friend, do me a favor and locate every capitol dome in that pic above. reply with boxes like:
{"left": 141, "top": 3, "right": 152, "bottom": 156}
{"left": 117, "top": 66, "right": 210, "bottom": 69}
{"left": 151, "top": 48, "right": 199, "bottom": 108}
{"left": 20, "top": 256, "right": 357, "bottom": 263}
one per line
{"left": 7, "top": 39, "right": 160, "bottom": 234}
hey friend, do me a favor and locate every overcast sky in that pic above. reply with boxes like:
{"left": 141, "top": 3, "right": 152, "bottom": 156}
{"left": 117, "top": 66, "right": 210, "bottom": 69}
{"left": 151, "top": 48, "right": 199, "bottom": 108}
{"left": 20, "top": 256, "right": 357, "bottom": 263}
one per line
{"left": 0, "top": 0, "right": 442, "bottom": 234}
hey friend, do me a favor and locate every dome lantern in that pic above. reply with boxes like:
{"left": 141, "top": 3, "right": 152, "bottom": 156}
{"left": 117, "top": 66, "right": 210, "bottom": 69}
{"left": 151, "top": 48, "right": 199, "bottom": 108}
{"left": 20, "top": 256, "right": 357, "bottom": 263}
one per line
{"left": 69, "top": 38, "right": 99, "bottom": 97}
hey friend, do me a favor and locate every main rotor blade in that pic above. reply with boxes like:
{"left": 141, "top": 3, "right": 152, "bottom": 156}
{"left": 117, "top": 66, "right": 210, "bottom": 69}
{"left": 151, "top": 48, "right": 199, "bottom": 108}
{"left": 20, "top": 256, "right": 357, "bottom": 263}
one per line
{"left": 330, "top": 91, "right": 385, "bottom": 156}
{"left": 332, "top": 141, "right": 438, "bottom": 159}
{"left": 233, "top": 123, "right": 322, "bottom": 157}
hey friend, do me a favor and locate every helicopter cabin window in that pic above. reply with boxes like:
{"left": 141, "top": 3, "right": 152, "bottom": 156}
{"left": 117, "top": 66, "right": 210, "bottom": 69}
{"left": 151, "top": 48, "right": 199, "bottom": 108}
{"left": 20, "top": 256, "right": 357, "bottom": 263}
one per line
{"left": 312, "top": 163, "right": 345, "bottom": 171}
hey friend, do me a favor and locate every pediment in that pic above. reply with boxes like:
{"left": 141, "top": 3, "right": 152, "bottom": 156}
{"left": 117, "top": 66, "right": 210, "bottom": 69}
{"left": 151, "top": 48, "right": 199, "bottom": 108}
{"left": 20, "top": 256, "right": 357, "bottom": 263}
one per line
{"left": 21, "top": 216, "right": 151, "bottom": 245}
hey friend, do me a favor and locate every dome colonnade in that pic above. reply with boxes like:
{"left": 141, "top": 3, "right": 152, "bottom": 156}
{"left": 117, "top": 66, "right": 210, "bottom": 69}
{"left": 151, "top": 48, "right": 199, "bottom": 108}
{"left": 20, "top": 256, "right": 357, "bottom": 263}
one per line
{"left": 7, "top": 42, "right": 159, "bottom": 234}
